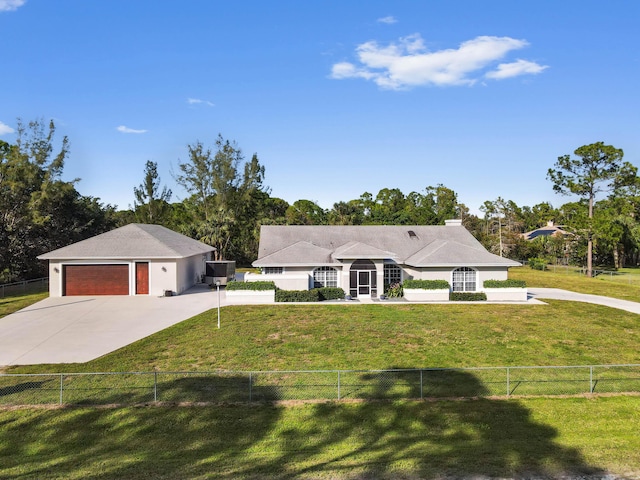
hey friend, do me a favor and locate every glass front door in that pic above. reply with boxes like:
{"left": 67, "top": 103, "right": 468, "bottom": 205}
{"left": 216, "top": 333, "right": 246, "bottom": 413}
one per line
{"left": 349, "top": 260, "right": 378, "bottom": 298}
{"left": 358, "top": 271, "right": 370, "bottom": 296}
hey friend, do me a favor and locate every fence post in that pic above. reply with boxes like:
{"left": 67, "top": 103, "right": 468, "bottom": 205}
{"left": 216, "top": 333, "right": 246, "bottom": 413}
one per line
{"left": 249, "top": 372, "right": 253, "bottom": 402}
{"left": 337, "top": 371, "right": 341, "bottom": 400}
{"left": 589, "top": 366, "right": 594, "bottom": 394}
{"left": 506, "top": 367, "right": 510, "bottom": 396}
{"left": 154, "top": 372, "right": 158, "bottom": 402}
{"left": 59, "top": 374, "right": 64, "bottom": 405}
{"left": 420, "top": 370, "right": 423, "bottom": 399}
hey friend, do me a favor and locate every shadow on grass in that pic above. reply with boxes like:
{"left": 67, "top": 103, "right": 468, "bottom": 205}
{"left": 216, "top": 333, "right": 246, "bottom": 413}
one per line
{"left": 0, "top": 369, "right": 606, "bottom": 479}
{"left": 279, "top": 368, "right": 604, "bottom": 479}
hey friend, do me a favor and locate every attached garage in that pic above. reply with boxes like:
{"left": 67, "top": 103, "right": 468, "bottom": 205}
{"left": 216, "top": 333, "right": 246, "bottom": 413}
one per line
{"left": 39, "top": 224, "right": 216, "bottom": 297}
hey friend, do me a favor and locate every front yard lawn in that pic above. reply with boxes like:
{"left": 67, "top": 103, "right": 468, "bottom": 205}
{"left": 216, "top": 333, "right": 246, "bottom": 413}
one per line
{"left": 9, "top": 300, "right": 640, "bottom": 374}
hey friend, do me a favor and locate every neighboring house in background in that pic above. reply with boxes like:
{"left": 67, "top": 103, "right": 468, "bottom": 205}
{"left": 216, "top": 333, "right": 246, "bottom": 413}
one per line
{"left": 38, "top": 224, "right": 215, "bottom": 297}
{"left": 523, "top": 221, "right": 572, "bottom": 241}
{"left": 250, "top": 220, "right": 520, "bottom": 298}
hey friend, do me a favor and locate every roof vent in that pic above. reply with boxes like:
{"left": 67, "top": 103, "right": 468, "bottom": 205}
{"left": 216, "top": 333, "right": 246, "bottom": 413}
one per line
{"left": 408, "top": 230, "right": 418, "bottom": 239}
{"left": 445, "top": 219, "right": 462, "bottom": 227}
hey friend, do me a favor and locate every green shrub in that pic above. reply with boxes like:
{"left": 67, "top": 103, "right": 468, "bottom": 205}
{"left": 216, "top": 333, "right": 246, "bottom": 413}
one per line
{"left": 528, "top": 257, "right": 547, "bottom": 271}
{"left": 275, "top": 289, "right": 321, "bottom": 302}
{"left": 483, "top": 279, "right": 527, "bottom": 288}
{"left": 449, "top": 292, "right": 487, "bottom": 301}
{"left": 317, "top": 287, "right": 345, "bottom": 301}
{"left": 384, "top": 282, "right": 404, "bottom": 298}
{"left": 226, "top": 281, "right": 276, "bottom": 291}
{"left": 403, "top": 279, "right": 450, "bottom": 290}
{"left": 275, "top": 287, "right": 345, "bottom": 302}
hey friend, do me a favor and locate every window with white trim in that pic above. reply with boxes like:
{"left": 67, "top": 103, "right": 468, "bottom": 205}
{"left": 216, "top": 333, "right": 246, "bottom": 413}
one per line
{"left": 313, "top": 266, "right": 338, "bottom": 288}
{"left": 263, "top": 267, "right": 283, "bottom": 274}
{"left": 452, "top": 267, "right": 476, "bottom": 292}
{"left": 383, "top": 263, "right": 402, "bottom": 286}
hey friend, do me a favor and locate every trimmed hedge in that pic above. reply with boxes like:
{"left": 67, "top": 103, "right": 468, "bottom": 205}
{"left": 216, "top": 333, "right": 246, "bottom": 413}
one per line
{"left": 275, "top": 287, "right": 346, "bottom": 302}
{"left": 402, "top": 279, "right": 450, "bottom": 290}
{"left": 449, "top": 292, "right": 487, "bottom": 301}
{"left": 275, "top": 289, "right": 321, "bottom": 302}
{"left": 226, "top": 281, "right": 276, "bottom": 291}
{"left": 317, "top": 287, "right": 346, "bottom": 301}
{"left": 483, "top": 279, "right": 527, "bottom": 288}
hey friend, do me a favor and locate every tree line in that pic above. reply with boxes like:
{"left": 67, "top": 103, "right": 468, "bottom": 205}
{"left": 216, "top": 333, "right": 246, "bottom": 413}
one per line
{"left": 1, "top": 118, "right": 638, "bottom": 282}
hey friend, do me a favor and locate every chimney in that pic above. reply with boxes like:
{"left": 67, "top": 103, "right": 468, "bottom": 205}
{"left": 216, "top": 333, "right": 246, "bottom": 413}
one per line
{"left": 445, "top": 219, "right": 462, "bottom": 227}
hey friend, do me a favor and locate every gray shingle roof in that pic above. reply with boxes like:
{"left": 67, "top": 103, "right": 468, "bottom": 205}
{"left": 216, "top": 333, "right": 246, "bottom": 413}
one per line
{"left": 253, "top": 224, "right": 520, "bottom": 268}
{"left": 38, "top": 224, "right": 215, "bottom": 260}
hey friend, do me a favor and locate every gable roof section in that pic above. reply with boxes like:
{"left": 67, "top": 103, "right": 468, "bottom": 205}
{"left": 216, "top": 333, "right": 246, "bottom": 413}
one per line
{"left": 404, "top": 239, "right": 519, "bottom": 267}
{"left": 332, "top": 241, "right": 396, "bottom": 260}
{"left": 38, "top": 224, "right": 215, "bottom": 260}
{"left": 254, "top": 225, "right": 520, "bottom": 268}
{"left": 254, "top": 241, "right": 334, "bottom": 267}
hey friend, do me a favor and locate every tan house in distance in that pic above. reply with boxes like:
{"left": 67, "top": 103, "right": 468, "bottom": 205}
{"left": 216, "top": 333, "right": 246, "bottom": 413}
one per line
{"left": 523, "top": 221, "right": 572, "bottom": 241}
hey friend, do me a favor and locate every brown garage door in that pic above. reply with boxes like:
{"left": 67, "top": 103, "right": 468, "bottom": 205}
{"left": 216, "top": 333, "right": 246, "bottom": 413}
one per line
{"left": 63, "top": 265, "right": 130, "bottom": 296}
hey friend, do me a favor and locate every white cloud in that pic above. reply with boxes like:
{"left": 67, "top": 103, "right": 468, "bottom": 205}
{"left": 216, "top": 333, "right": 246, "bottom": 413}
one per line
{"left": 377, "top": 16, "right": 397, "bottom": 24}
{"left": 330, "top": 34, "right": 548, "bottom": 90}
{"left": 187, "top": 97, "right": 215, "bottom": 107}
{"left": 0, "top": 0, "right": 26, "bottom": 12}
{"left": 0, "top": 121, "right": 15, "bottom": 135}
{"left": 116, "top": 125, "right": 147, "bottom": 134}
{"left": 485, "top": 58, "right": 549, "bottom": 79}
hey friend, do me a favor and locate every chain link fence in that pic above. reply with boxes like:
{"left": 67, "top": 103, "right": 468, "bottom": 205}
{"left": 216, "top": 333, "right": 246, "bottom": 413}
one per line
{"left": 0, "top": 277, "right": 49, "bottom": 298}
{"left": 2, "top": 365, "right": 640, "bottom": 407}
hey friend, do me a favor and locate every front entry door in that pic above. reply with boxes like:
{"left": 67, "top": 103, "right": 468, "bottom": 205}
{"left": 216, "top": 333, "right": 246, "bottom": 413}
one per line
{"left": 358, "top": 271, "right": 371, "bottom": 296}
{"left": 349, "top": 259, "right": 377, "bottom": 298}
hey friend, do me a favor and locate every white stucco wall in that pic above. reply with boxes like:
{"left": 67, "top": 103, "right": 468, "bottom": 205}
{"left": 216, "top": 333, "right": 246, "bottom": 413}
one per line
{"left": 149, "top": 260, "right": 178, "bottom": 296}
{"left": 46, "top": 253, "right": 210, "bottom": 297}
{"left": 245, "top": 272, "right": 311, "bottom": 290}
{"left": 175, "top": 254, "right": 208, "bottom": 294}
{"left": 476, "top": 267, "right": 509, "bottom": 284}
{"left": 47, "top": 261, "right": 63, "bottom": 297}
{"left": 406, "top": 266, "right": 510, "bottom": 291}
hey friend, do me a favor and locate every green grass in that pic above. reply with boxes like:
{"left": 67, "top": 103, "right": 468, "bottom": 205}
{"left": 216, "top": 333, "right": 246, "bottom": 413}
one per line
{"left": 1, "top": 396, "right": 639, "bottom": 479}
{"left": 3, "top": 273, "right": 640, "bottom": 477}
{"left": 510, "top": 265, "right": 640, "bottom": 301}
{"left": 8, "top": 300, "right": 640, "bottom": 374}
{"left": 0, "top": 291, "right": 48, "bottom": 319}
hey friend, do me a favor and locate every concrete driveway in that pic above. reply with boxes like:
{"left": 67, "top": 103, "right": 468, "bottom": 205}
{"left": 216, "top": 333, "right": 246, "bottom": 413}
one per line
{"left": 529, "top": 288, "right": 640, "bottom": 314}
{"left": 0, "top": 285, "right": 220, "bottom": 367}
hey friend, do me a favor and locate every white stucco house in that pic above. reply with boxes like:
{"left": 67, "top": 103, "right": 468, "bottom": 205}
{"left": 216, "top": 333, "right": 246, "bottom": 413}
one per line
{"left": 38, "top": 224, "right": 215, "bottom": 297}
{"left": 249, "top": 220, "right": 521, "bottom": 298}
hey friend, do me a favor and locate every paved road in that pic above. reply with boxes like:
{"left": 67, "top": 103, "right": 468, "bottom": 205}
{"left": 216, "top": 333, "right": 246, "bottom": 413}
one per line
{"left": 529, "top": 288, "right": 640, "bottom": 314}
{"left": 0, "top": 285, "right": 220, "bottom": 366}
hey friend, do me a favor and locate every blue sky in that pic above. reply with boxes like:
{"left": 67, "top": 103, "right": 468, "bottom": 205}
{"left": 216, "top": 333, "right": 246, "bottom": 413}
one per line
{"left": 1, "top": 0, "right": 639, "bottom": 215}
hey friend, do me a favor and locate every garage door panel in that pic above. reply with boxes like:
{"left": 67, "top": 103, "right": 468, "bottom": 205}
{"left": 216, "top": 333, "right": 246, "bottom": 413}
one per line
{"left": 64, "top": 265, "right": 129, "bottom": 296}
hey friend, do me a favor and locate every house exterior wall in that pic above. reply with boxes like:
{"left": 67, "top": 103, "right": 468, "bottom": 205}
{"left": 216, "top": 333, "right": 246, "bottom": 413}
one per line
{"left": 246, "top": 262, "right": 510, "bottom": 297}
{"left": 48, "top": 261, "right": 63, "bottom": 297}
{"left": 175, "top": 254, "right": 208, "bottom": 294}
{"left": 46, "top": 254, "right": 210, "bottom": 297}
{"left": 477, "top": 267, "right": 509, "bottom": 284}
{"left": 399, "top": 266, "right": 509, "bottom": 291}
{"left": 149, "top": 260, "right": 178, "bottom": 296}
{"left": 245, "top": 272, "right": 311, "bottom": 290}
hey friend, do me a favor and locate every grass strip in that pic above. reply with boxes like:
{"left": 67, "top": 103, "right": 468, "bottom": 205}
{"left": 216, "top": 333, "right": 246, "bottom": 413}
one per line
{"left": 0, "top": 396, "right": 638, "bottom": 479}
